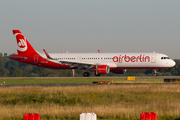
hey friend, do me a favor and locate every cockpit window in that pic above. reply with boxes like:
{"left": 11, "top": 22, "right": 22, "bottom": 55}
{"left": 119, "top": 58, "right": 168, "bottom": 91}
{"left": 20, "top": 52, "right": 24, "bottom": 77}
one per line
{"left": 161, "top": 57, "right": 170, "bottom": 59}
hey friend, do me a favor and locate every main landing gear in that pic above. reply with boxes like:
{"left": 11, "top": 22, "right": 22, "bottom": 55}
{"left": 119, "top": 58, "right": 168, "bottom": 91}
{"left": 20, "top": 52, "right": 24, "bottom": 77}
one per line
{"left": 153, "top": 69, "right": 157, "bottom": 76}
{"left": 94, "top": 73, "right": 101, "bottom": 77}
{"left": 83, "top": 72, "right": 90, "bottom": 77}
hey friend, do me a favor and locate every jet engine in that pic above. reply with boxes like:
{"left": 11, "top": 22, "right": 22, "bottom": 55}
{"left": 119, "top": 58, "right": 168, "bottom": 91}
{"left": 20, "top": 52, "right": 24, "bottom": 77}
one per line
{"left": 94, "top": 65, "right": 110, "bottom": 75}
{"left": 110, "top": 69, "right": 126, "bottom": 74}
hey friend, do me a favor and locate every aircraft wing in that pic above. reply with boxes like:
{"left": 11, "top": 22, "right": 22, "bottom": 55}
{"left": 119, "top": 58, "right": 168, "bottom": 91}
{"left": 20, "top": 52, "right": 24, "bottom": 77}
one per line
{"left": 60, "top": 60, "right": 98, "bottom": 69}
{"left": 42, "top": 49, "right": 106, "bottom": 69}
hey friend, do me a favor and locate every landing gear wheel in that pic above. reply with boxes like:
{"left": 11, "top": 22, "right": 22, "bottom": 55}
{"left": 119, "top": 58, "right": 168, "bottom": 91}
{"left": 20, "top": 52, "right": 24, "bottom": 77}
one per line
{"left": 83, "top": 72, "right": 90, "bottom": 77}
{"left": 154, "top": 73, "right": 157, "bottom": 76}
{"left": 95, "top": 73, "right": 101, "bottom": 77}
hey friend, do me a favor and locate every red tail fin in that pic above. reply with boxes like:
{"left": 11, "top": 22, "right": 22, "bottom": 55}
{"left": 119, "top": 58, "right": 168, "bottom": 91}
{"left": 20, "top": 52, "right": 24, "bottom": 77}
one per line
{"left": 12, "top": 30, "right": 37, "bottom": 55}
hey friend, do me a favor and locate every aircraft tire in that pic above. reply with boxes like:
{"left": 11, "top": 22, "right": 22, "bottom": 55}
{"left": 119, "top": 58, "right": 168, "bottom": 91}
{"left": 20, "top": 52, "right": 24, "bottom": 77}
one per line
{"left": 83, "top": 72, "right": 90, "bottom": 77}
{"left": 95, "top": 73, "right": 101, "bottom": 77}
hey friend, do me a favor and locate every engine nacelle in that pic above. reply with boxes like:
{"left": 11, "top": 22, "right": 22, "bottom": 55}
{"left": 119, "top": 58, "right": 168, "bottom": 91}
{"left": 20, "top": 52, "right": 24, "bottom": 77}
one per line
{"left": 94, "top": 65, "right": 110, "bottom": 75}
{"left": 110, "top": 69, "right": 126, "bottom": 74}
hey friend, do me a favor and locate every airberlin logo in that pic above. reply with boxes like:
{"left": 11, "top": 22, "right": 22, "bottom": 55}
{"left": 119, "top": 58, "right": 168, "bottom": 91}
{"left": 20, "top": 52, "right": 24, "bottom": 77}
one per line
{"left": 16, "top": 34, "right": 27, "bottom": 52}
{"left": 113, "top": 54, "right": 150, "bottom": 62}
{"left": 18, "top": 39, "right": 26, "bottom": 47}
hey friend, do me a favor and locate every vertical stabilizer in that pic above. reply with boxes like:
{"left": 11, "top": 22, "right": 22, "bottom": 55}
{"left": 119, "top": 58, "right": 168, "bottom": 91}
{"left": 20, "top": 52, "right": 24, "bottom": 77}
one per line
{"left": 12, "top": 30, "right": 37, "bottom": 55}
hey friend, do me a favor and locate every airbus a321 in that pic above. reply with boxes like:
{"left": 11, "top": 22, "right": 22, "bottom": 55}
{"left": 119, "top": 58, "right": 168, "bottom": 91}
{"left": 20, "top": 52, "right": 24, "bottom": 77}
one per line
{"left": 10, "top": 30, "right": 176, "bottom": 77}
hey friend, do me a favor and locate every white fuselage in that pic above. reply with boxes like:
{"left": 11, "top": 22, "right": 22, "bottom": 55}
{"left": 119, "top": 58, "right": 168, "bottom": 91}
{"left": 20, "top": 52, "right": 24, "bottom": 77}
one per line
{"left": 39, "top": 52, "right": 175, "bottom": 69}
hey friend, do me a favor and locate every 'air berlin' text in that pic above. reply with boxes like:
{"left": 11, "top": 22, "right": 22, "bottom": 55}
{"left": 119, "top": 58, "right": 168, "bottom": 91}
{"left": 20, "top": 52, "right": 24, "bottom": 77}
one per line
{"left": 113, "top": 54, "right": 150, "bottom": 62}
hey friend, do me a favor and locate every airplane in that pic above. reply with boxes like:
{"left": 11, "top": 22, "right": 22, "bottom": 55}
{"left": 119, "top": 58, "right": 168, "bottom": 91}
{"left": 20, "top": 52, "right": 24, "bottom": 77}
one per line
{"left": 10, "top": 30, "right": 176, "bottom": 77}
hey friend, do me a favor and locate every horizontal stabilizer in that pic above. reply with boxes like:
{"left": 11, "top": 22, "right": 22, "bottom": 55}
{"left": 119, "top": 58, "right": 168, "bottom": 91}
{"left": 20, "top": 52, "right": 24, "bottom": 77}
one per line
{"left": 10, "top": 55, "right": 26, "bottom": 59}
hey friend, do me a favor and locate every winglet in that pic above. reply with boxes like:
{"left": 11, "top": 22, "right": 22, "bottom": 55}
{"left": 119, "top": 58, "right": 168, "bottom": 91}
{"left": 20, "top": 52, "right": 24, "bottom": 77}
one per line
{"left": 43, "top": 49, "right": 53, "bottom": 59}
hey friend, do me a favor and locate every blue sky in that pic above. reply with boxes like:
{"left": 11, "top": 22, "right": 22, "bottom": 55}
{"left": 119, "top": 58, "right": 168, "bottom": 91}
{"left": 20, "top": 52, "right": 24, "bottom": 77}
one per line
{"left": 0, "top": 0, "right": 180, "bottom": 59}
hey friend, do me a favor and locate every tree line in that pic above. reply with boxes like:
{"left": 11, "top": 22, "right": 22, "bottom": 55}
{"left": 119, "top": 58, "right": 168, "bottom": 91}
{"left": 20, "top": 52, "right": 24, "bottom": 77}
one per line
{"left": 0, "top": 53, "right": 179, "bottom": 77}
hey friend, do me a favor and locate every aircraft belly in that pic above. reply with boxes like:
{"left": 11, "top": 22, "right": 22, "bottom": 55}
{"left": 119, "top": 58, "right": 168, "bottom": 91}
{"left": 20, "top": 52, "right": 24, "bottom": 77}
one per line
{"left": 116, "top": 62, "right": 155, "bottom": 68}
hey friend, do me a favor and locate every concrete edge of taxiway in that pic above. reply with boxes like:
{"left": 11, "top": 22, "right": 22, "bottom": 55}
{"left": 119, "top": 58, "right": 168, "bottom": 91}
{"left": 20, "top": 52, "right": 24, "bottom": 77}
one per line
{"left": 2, "top": 83, "right": 180, "bottom": 87}
{"left": 0, "top": 76, "right": 180, "bottom": 79}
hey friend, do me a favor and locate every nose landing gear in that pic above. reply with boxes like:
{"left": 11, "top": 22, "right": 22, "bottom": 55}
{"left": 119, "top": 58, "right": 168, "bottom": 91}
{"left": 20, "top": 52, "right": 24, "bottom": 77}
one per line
{"left": 153, "top": 69, "right": 157, "bottom": 76}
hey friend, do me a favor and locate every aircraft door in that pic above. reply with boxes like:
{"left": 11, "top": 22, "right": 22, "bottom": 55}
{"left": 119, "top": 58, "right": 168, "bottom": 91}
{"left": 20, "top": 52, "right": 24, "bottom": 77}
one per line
{"left": 34, "top": 54, "right": 39, "bottom": 63}
{"left": 151, "top": 54, "right": 156, "bottom": 63}
{"left": 77, "top": 56, "right": 81, "bottom": 61}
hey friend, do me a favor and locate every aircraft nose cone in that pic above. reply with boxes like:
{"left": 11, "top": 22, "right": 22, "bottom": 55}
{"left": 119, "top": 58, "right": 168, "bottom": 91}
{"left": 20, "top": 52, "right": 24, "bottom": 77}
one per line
{"left": 171, "top": 60, "right": 176, "bottom": 67}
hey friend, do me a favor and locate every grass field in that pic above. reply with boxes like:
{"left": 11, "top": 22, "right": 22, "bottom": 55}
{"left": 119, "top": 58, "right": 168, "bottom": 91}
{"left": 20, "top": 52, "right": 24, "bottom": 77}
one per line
{"left": 0, "top": 77, "right": 164, "bottom": 85}
{"left": 0, "top": 77, "right": 180, "bottom": 120}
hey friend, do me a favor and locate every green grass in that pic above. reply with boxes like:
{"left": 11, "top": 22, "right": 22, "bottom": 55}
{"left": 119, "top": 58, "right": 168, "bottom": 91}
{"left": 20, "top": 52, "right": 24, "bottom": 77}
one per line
{"left": 1, "top": 85, "right": 180, "bottom": 120}
{"left": 0, "top": 77, "right": 180, "bottom": 120}
{"left": 0, "top": 77, "right": 164, "bottom": 85}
